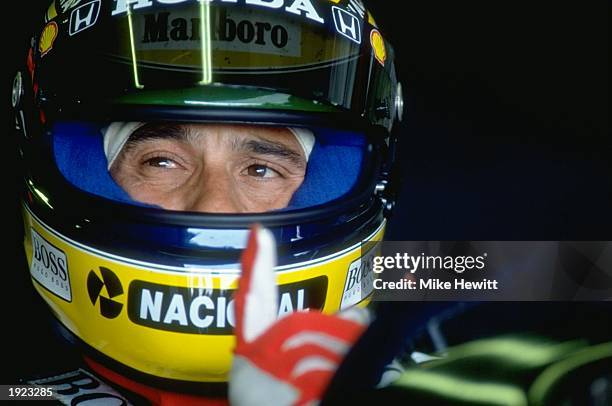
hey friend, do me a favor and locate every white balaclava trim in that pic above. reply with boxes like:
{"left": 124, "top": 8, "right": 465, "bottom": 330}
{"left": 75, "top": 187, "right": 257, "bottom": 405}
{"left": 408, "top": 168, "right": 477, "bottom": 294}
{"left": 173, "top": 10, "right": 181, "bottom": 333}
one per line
{"left": 104, "top": 122, "right": 315, "bottom": 169}
{"left": 103, "top": 122, "right": 145, "bottom": 169}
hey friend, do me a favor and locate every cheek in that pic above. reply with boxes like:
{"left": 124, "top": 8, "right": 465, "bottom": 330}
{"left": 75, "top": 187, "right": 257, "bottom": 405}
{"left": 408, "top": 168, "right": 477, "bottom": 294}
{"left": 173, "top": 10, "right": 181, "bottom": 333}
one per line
{"left": 109, "top": 164, "right": 136, "bottom": 193}
{"left": 118, "top": 182, "right": 171, "bottom": 208}
{"left": 110, "top": 165, "right": 190, "bottom": 209}
{"left": 237, "top": 176, "right": 305, "bottom": 211}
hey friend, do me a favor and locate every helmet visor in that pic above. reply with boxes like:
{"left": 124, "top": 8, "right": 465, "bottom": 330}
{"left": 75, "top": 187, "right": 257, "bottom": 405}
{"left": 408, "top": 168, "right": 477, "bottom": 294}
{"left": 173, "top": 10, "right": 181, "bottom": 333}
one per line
{"left": 38, "top": 1, "right": 399, "bottom": 129}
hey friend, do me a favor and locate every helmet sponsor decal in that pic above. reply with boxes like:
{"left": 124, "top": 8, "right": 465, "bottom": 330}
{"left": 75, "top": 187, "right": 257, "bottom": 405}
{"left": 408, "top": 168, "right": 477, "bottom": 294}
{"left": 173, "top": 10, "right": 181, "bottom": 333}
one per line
{"left": 30, "top": 228, "right": 72, "bottom": 302}
{"left": 370, "top": 29, "right": 386, "bottom": 66}
{"left": 39, "top": 21, "right": 59, "bottom": 58}
{"left": 87, "top": 267, "right": 125, "bottom": 319}
{"left": 340, "top": 241, "right": 378, "bottom": 309}
{"left": 124, "top": 4, "right": 357, "bottom": 72}
{"left": 45, "top": 1, "right": 58, "bottom": 22}
{"left": 69, "top": 0, "right": 101, "bottom": 36}
{"left": 24, "top": 206, "right": 385, "bottom": 381}
{"left": 29, "top": 369, "right": 133, "bottom": 405}
{"left": 112, "top": 0, "right": 325, "bottom": 25}
{"left": 331, "top": 6, "right": 361, "bottom": 44}
{"left": 127, "top": 277, "right": 328, "bottom": 334}
{"left": 137, "top": 7, "right": 301, "bottom": 57}
{"left": 367, "top": 11, "right": 377, "bottom": 28}
{"left": 57, "top": 0, "right": 84, "bottom": 13}
{"left": 346, "top": 0, "right": 365, "bottom": 19}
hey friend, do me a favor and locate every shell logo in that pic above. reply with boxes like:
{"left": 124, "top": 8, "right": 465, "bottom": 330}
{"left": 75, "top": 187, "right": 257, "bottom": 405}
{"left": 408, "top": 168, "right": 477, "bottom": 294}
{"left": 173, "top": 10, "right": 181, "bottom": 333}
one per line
{"left": 370, "top": 29, "right": 386, "bottom": 67}
{"left": 39, "top": 21, "right": 59, "bottom": 57}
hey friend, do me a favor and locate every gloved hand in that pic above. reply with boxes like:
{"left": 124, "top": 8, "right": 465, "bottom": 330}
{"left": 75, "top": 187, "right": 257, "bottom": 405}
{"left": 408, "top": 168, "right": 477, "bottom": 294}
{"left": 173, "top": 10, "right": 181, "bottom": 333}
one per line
{"left": 229, "top": 226, "right": 370, "bottom": 406}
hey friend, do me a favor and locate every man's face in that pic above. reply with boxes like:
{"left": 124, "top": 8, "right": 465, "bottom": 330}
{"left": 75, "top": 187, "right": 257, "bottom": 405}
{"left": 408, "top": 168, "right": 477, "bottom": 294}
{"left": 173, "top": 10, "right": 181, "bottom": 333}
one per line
{"left": 110, "top": 124, "right": 307, "bottom": 213}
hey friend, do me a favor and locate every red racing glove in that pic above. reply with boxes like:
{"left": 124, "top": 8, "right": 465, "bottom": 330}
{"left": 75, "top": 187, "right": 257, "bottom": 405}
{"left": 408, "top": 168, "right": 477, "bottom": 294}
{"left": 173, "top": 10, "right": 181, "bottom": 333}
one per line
{"left": 229, "top": 226, "right": 370, "bottom": 406}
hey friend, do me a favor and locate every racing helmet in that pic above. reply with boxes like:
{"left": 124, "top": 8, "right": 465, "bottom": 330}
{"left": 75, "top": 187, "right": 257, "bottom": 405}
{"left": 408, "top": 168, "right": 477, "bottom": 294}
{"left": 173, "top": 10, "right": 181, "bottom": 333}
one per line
{"left": 13, "top": 0, "right": 403, "bottom": 391}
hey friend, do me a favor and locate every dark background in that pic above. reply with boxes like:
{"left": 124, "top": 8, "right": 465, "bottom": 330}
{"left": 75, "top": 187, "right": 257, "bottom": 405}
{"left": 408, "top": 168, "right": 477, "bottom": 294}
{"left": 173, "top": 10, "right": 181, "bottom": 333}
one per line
{"left": 368, "top": 1, "right": 610, "bottom": 240}
{"left": 4, "top": 0, "right": 610, "bottom": 241}
{"left": 0, "top": 0, "right": 609, "bottom": 384}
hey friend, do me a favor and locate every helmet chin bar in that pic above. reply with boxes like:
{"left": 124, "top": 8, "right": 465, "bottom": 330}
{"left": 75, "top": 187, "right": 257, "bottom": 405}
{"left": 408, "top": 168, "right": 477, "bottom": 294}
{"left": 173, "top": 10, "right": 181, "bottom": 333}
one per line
{"left": 24, "top": 204, "right": 387, "bottom": 383}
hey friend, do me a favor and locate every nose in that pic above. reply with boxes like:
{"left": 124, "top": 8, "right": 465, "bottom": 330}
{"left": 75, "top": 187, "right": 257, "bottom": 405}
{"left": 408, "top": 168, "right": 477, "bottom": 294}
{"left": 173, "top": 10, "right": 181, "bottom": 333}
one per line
{"left": 185, "top": 168, "right": 244, "bottom": 213}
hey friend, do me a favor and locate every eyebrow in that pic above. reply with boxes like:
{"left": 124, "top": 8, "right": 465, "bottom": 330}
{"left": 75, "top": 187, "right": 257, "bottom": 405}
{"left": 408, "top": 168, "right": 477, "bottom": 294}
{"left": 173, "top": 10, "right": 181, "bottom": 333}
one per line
{"left": 237, "top": 138, "right": 306, "bottom": 168}
{"left": 123, "top": 123, "right": 188, "bottom": 150}
{"left": 124, "top": 124, "right": 306, "bottom": 168}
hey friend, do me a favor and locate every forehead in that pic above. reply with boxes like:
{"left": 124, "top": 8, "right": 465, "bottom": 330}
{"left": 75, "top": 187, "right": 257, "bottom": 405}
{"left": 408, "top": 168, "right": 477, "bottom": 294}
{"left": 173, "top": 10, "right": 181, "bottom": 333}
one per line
{"left": 123, "top": 123, "right": 306, "bottom": 165}
{"left": 190, "top": 124, "right": 295, "bottom": 141}
{"left": 124, "top": 123, "right": 299, "bottom": 147}
{"left": 136, "top": 123, "right": 295, "bottom": 142}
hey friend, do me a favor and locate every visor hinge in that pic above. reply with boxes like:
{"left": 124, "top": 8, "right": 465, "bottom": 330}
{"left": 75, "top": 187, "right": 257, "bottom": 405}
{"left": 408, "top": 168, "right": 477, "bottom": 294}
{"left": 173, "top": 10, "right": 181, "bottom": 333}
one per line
{"left": 376, "top": 179, "right": 395, "bottom": 212}
{"left": 375, "top": 180, "right": 388, "bottom": 195}
{"left": 380, "top": 197, "right": 395, "bottom": 212}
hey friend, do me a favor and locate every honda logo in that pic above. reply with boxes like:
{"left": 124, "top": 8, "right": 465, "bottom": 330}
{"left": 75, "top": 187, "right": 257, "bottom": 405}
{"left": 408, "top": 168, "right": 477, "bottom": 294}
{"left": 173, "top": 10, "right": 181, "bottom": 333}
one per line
{"left": 69, "top": 0, "right": 101, "bottom": 36}
{"left": 332, "top": 6, "right": 361, "bottom": 45}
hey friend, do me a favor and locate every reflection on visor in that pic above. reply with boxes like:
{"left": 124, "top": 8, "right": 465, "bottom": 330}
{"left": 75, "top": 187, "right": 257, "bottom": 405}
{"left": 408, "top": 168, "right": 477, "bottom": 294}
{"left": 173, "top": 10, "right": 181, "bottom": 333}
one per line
{"left": 104, "top": 2, "right": 368, "bottom": 110}
{"left": 119, "top": 3, "right": 351, "bottom": 71}
{"left": 37, "top": 1, "right": 398, "bottom": 132}
{"left": 52, "top": 122, "right": 366, "bottom": 212}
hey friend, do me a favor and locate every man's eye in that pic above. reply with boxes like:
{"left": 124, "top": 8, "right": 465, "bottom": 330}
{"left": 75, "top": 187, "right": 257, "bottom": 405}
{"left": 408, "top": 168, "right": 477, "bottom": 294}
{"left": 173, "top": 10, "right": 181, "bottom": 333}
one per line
{"left": 247, "top": 164, "right": 280, "bottom": 178}
{"left": 145, "top": 157, "right": 178, "bottom": 169}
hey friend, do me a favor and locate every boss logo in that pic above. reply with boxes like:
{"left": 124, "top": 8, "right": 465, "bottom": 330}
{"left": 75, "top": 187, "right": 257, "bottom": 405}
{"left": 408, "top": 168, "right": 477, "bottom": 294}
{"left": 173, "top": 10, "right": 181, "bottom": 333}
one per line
{"left": 30, "top": 229, "right": 72, "bottom": 301}
{"left": 340, "top": 244, "right": 378, "bottom": 309}
{"left": 128, "top": 277, "right": 327, "bottom": 334}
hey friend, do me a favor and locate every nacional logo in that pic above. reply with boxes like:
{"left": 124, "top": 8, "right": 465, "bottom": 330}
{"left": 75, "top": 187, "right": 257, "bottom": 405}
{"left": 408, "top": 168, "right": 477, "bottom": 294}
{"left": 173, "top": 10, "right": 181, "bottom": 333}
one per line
{"left": 87, "top": 267, "right": 124, "bottom": 319}
{"left": 127, "top": 277, "right": 327, "bottom": 334}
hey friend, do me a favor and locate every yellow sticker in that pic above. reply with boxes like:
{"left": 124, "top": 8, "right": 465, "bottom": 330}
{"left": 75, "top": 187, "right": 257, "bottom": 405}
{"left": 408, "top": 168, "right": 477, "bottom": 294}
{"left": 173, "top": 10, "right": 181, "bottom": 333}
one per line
{"left": 23, "top": 207, "right": 385, "bottom": 382}
{"left": 45, "top": 1, "right": 58, "bottom": 22}
{"left": 370, "top": 29, "right": 386, "bottom": 66}
{"left": 39, "top": 21, "right": 59, "bottom": 57}
{"left": 367, "top": 11, "right": 378, "bottom": 28}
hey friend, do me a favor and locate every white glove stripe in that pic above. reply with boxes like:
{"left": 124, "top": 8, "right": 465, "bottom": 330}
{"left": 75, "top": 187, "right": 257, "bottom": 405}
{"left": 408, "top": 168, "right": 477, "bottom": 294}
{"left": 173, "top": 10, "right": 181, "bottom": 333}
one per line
{"left": 281, "top": 331, "right": 351, "bottom": 355}
{"left": 242, "top": 227, "right": 278, "bottom": 343}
